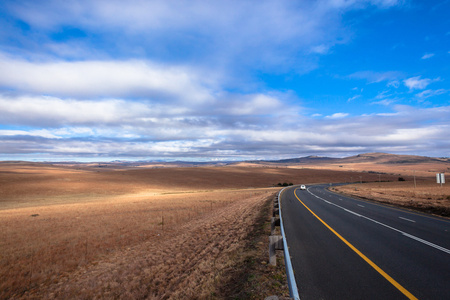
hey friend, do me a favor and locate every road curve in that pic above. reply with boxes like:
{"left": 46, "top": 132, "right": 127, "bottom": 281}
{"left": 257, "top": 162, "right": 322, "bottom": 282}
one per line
{"left": 280, "top": 184, "right": 450, "bottom": 300}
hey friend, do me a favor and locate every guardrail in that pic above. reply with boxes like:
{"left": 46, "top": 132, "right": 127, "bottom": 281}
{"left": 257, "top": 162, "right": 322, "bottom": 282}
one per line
{"left": 275, "top": 186, "right": 300, "bottom": 300}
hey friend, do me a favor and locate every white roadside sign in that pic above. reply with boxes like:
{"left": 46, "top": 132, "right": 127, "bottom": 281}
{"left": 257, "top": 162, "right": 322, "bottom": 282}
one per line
{"left": 436, "top": 173, "right": 445, "bottom": 185}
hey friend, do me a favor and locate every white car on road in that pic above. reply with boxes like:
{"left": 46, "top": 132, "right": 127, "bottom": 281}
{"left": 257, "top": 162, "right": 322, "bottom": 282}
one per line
{"left": 300, "top": 185, "right": 306, "bottom": 190}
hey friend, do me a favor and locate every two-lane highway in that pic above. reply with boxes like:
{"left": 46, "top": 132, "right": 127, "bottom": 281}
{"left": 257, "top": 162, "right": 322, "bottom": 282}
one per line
{"left": 281, "top": 184, "right": 450, "bottom": 299}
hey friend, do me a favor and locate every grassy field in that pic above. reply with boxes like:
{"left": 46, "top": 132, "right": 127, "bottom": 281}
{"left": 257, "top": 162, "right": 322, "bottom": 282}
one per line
{"left": 333, "top": 179, "right": 450, "bottom": 217}
{"left": 1, "top": 189, "right": 269, "bottom": 297}
{"left": 1, "top": 159, "right": 448, "bottom": 298}
{"left": 1, "top": 162, "right": 346, "bottom": 299}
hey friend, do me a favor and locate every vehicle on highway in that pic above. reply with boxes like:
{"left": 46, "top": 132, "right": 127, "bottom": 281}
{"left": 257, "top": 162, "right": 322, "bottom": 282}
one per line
{"left": 300, "top": 185, "right": 306, "bottom": 190}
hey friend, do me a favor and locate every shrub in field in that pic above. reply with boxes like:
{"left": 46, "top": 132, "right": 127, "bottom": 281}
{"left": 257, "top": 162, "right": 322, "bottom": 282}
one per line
{"left": 277, "top": 182, "right": 293, "bottom": 186}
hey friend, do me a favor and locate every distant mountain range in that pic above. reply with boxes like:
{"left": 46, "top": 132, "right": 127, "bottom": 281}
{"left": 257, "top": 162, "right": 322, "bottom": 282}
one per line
{"left": 8, "top": 152, "right": 448, "bottom": 167}
{"left": 252, "top": 152, "right": 450, "bottom": 165}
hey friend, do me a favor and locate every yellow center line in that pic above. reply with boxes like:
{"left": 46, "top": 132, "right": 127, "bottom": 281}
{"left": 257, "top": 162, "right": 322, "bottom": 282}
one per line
{"left": 293, "top": 188, "right": 418, "bottom": 300}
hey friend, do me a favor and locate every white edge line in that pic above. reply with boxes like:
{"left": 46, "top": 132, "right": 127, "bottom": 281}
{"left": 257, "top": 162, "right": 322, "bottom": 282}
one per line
{"left": 399, "top": 217, "right": 416, "bottom": 223}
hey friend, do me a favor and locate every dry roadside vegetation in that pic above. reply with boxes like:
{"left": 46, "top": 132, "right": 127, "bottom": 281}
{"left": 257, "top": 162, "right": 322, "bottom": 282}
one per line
{"left": 2, "top": 162, "right": 356, "bottom": 299}
{"left": 333, "top": 179, "right": 450, "bottom": 217}
{"left": 1, "top": 156, "right": 448, "bottom": 298}
{"left": 1, "top": 188, "right": 274, "bottom": 298}
{"left": 286, "top": 153, "right": 450, "bottom": 217}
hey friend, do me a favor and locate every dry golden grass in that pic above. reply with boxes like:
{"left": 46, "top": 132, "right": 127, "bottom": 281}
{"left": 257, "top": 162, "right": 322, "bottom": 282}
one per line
{"left": 1, "top": 159, "right": 447, "bottom": 298}
{"left": 334, "top": 179, "right": 450, "bottom": 217}
{"left": 1, "top": 162, "right": 300, "bottom": 298}
{"left": 300, "top": 162, "right": 449, "bottom": 178}
{"left": 0, "top": 161, "right": 394, "bottom": 210}
{"left": 1, "top": 187, "right": 279, "bottom": 299}
{"left": 286, "top": 152, "right": 450, "bottom": 178}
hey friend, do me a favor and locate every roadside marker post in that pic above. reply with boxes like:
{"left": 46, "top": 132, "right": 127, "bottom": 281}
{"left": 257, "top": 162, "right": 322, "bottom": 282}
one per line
{"left": 436, "top": 173, "right": 445, "bottom": 187}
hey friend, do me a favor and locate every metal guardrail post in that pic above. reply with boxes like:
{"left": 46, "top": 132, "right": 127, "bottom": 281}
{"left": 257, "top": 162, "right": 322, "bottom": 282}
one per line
{"left": 271, "top": 217, "right": 280, "bottom": 235}
{"left": 278, "top": 187, "right": 300, "bottom": 300}
{"left": 269, "top": 235, "right": 283, "bottom": 266}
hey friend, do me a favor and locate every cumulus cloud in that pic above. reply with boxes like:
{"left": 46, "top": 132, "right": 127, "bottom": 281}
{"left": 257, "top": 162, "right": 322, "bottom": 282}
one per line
{"left": 0, "top": 91, "right": 294, "bottom": 144}
{"left": 0, "top": 95, "right": 153, "bottom": 126}
{"left": 0, "top": 54, "right": 214, "bottom": 101}
{"left": 403, "top": 76, "right": 434, "bottom": 90}
{"left": 326, "top": 113, "right": 350, "bottom": 119}
{"left": 2, "top": 104, "right": 449, "bottom": 160}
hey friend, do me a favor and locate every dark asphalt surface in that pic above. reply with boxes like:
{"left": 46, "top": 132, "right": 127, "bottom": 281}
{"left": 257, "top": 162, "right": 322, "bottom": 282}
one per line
{"left": 280, "top": 184, "right": 450, "bottom": 300}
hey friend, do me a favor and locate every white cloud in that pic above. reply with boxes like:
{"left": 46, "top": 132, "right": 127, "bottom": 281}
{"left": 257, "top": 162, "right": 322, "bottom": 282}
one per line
{"left": 310, "top": 44, "right": 330, "bottom": 54}
{"left": 326, "top": 112, "right": 349, "bottom": 119}
{"left": 403, "top": 76, "right": 433, "bottom": 90}
{"left": 387, "top": 80, "right": 400, "bottom": 88}
{"left": 2, "top": 104, "right": 450, "bottom": 160}
{"left": 376, "top": 127, "right": 444, "bottom": 142}
{"left": 0, "top": 91, "right": 294, "bottom": 142}
{"left": 374, "top": 90, "right": 392, "bottom": 100}
{"left": 372, "top": 99, "right": 395, "bottom": 106}
{"left": 421, "top": 53, "right": 435, "bottom": 60}
{"left": 0, "top": 54, "right": 214, "bottom": 102}
{"left": 347, "top": 95, "right": 361, "bottom": 102}
{"left": 348, "top": 71, "right": 402, "bottom": 84}
{"left": 0, "top": 129, "right": 59, "bottom": 139}
{"left": 415, "top": 89, "right": 447, "bottom": 99}
{"left": 370, "top": 90, "right": 399, "bottom": 106}
{"left": 0, "top": 95, "right": 153, "bottom": 126}
{"left": 222, "top": 94, "right": 282, "bottom": 116}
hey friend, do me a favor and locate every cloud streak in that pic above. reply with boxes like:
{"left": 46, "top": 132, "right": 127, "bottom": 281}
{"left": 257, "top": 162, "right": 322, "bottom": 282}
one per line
{"left": 421, "top": 53, "right": 435, "bottom": 60}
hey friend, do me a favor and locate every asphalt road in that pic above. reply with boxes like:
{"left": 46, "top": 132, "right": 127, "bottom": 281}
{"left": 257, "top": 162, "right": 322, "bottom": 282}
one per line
{"left": 280, "top": 184, "right": 450, "bottom": 300}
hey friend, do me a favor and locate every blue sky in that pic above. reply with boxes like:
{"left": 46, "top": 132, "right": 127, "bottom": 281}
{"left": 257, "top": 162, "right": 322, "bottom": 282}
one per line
{"left": 0, "top": 0, "right": 449, "bottom": 161}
